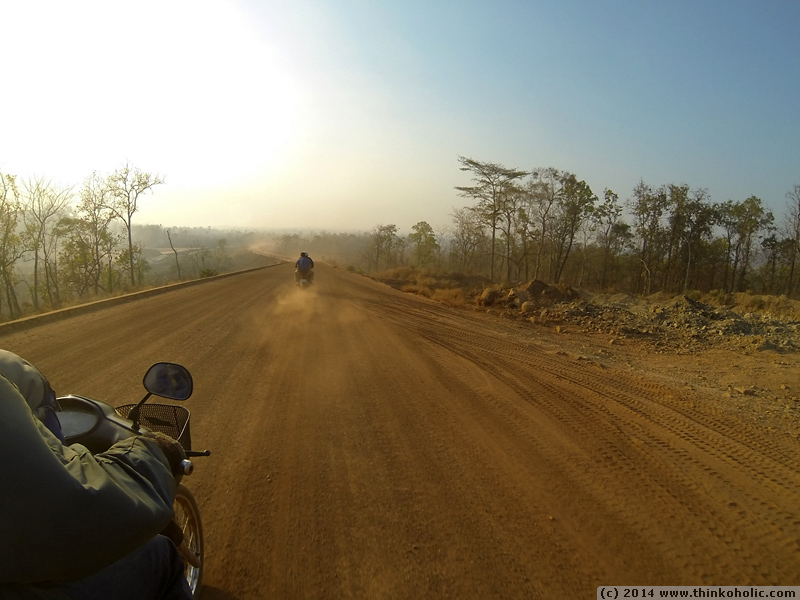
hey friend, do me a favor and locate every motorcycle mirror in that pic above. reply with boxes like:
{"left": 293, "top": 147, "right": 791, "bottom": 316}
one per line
{"left": 142, "top": 362, "right": 193, "bottom": 401}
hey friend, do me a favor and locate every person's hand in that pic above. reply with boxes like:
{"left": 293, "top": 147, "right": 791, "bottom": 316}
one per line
{"left": 143, "top": 431, "right": 186, "bottom": 476}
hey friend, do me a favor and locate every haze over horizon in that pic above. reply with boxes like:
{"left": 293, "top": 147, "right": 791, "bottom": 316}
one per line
{"left": 2, "top": 0, "right": 798, "bottom": 234}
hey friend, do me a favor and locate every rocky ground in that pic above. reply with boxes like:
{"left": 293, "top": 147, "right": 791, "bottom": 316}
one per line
{"left": 471, "top": 281, "right": 800, "bottom": 442}
{"left": 521, "top": 290, "right": 800, "bottom": 354}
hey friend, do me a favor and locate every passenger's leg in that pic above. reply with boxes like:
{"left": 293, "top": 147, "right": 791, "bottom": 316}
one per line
{"left": 57, "top": 536, "right": 192, "bottom": 600}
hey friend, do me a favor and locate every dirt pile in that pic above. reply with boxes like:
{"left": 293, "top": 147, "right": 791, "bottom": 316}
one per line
{"left": 480, "top": 282, "right": 800, "bottom": 354}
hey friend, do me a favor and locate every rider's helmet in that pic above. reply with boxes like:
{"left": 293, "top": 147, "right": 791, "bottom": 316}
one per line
{"left": 300, "top": 252, "right": 308, "bottom": 257}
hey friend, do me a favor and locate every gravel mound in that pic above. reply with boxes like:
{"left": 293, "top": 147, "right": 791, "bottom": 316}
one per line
{"left": 489, "top": 283, "right": 800, "bottom": 354}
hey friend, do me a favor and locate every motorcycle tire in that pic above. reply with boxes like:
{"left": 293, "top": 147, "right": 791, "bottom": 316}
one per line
{"left": 174, "top": 484, "right": 204, "bottom": 598}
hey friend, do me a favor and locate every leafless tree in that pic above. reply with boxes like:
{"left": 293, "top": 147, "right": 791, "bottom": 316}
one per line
{"left": 106, "top": 163, "right": 164, "bottom": 287}
{"left": 22, "top": 176, "right": 73, "bottom": 310}
{"left": 0, "top": 173, "right": 24, "bottom": 318}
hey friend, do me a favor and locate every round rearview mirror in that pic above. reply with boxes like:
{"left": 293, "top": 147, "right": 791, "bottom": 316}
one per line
{"left": 143, "top": 362, "right": 193, "bottom": 401}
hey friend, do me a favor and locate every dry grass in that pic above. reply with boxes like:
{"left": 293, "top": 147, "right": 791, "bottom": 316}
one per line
{"left": 731, "top": 293, "right": 800, "bottom": 319}
{"left": 431, "top": 288, "right": 466, "bottom": 306}
{"left": 652, "top": 289, "right": 800, "bottom": 320}
{"left": 376, "top": 267, "right": 479, "bottom": 307}
{"left": 380, "top": 266, "right": 420, "bottom": 280}
{"left": 401, "top": 284, "right": 432, "bottom": 298}
{"left": 377, "top": 267, "right": 800, "bottom": 321}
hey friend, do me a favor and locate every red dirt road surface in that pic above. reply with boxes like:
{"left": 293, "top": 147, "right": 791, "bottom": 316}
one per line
{"left": 2, "top": 264, "right": 799, "bottom": 598}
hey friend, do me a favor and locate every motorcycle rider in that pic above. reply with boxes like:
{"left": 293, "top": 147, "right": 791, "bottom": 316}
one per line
{"left": 295, "top": 251, "right": 315, "bottom": 285}
{"left": 0, "top": 350, "right": 192, "bottom": 600}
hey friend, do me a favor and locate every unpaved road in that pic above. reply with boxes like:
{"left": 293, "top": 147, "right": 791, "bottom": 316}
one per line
{"left": 2, "top": 264, "right": 799, "bottom": 598}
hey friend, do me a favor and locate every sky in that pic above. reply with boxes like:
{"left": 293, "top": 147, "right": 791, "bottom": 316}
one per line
{"left": 2, "top": 0, "right": 799, "bottom": 233}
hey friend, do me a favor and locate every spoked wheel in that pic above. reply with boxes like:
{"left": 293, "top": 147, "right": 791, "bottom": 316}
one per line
{"left": 174, "top": 484, "right": 204, "bottom": 598}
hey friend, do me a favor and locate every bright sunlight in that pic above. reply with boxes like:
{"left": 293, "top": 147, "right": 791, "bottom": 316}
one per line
{"left": 2, "top": 0, "right": 299, "bottom": 187}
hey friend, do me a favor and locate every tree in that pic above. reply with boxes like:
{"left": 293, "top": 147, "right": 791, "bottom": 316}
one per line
{"left": 456, "top": 156, "right": 527, "bottom": 281}
{"left": 718, "top": 196, "right": 773, "bottom": 292}
{"left": 717, "top": 199, "right": 740, "bottom": 293}
{"left": 408, "top": 221, "right": 439, "bottom": 268}
{"left": 676, "top": 188, "right": 714, "bottom": 293}
{"left": 57, "top": 216, "right": 95, "bottom": 299}
{"left": 662, "top": 184, "right": 691, "bottom": 291}
{"left": 22, "top": 176, "right": 73, "bottom": 310}
{"left": 550, "top": 173, "right": 596, "bottom": 283}
{"left": 0, "top": 173, "right": 24, "bottom": 318}
{"left": 212, "top": 238, "right": 229, "bottom": 272}
{"left": 106, "top": 163, "right": 164, "bottom": 287}
{"left": 733, "top": 196, "right": 773, "bottom": 292}
{"left": 496, "top": 183, "right": 526, "bottom": 282}
{"left": 758, "top": 233, "right": 793, "bottom": 294}
{"left": 629, "top": 180, "right": 668, "bottom": 294}
{"left": 783, "top": 185, "right": 800, "bottom": 296}
{"left": 366, "top": 224, "right": 398, "bottom": 271}
{"left": 594, "top": 189, "right": 624, "bottom": 289}
{"left": 116, "top": 243, "right": 150, "bottom": 285}
{"left": 78, "top": 172, "right": 119, "bottom": 294}
{"left": 524, "top": 167, "right": 562, "bottom": 281}
{"left": 167, "top": 229, "right": 183, "bottom": 280}
{"left": 450, "top": 207, "right": 485, "bottom": 273}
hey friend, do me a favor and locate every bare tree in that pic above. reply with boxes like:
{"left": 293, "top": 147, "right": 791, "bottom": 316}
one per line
{"left": 450, "top": 207, "right": 485, "bottom": 273}
{"left": 524, "top": 168, "right": 561, "bottom": 281}
{"left": 22, "top": 176, "right": 73, "bottom": 310}
{"left": 106, "top": 163, "right": 164, "bottom": 287}
{"left": 167, "top": 229, "right": 183, "bottom": 280}
{"left": 78, "top": 172, "right": 119, "bottom": 294}
{"left": 212, "top": 238, "right": 228, "bottom": 272}
{"left": 0, "top": 173, "right": 24, "bottom": 318}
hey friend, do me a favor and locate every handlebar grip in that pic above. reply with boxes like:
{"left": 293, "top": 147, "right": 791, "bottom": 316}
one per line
{"left": 185, "top": 450, "right": 211, "bottom": 457}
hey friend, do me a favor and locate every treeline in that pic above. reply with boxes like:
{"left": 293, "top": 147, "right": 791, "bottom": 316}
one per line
{"left": 448, "top": 156, "right": 800, "bottom": 297}
{"left": 350, "top": 157, "right": 800, "bottom": 299}
{"left": 0, "top": 165, "right": 244, "bottom": 321}
{"left": 201, "top": 157, "right": 800, "bottom": 303}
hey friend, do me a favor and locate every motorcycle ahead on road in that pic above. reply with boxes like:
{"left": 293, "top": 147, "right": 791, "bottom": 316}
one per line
{"left": 296, "top": 270, "right": 313, "bottom": 289}
{"left": 57, "top": 362, "right": 209, "bottom": 598}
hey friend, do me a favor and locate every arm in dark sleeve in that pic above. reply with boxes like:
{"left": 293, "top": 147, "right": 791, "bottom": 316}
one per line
{"left": 0, "top": 376, "right": 176, "bottom": 585}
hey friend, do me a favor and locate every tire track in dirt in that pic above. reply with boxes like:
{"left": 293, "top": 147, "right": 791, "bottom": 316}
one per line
{"left": 368, "top": 294, "right": 800, "bottom": 583}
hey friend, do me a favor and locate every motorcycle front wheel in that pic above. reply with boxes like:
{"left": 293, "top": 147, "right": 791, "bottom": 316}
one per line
{"left": 174, "top": 484, "right": 204, "bottom": 597}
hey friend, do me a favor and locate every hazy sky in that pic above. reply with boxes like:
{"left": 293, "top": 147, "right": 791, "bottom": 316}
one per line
{"left": 2, "top": 0, "right": 799, "bottom": 233}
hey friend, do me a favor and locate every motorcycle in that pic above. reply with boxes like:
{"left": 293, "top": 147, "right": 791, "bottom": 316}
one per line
{"left": 57, "top": 362, "right": 209, "bottom": 598}
{"left": 296, "top": 269, "right": 313, "bottom": 289}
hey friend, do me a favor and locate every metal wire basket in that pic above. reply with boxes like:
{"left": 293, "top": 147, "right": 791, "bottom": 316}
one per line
{"left": 116, "top": 403, "right": 192, "bottom": 451}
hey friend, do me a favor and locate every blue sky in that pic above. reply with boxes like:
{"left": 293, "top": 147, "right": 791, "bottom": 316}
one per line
{"left": 2, "top": 0, "right": 798, "bottom": 232}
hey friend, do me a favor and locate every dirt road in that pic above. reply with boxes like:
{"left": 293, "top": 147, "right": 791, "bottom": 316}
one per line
{"left": 3, "top": 264, "right": 799, "bottom": 598}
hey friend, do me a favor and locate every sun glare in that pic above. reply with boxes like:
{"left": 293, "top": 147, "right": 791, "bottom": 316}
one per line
{"left": 1, "top": 0, "right": 299, "bottom": 187}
